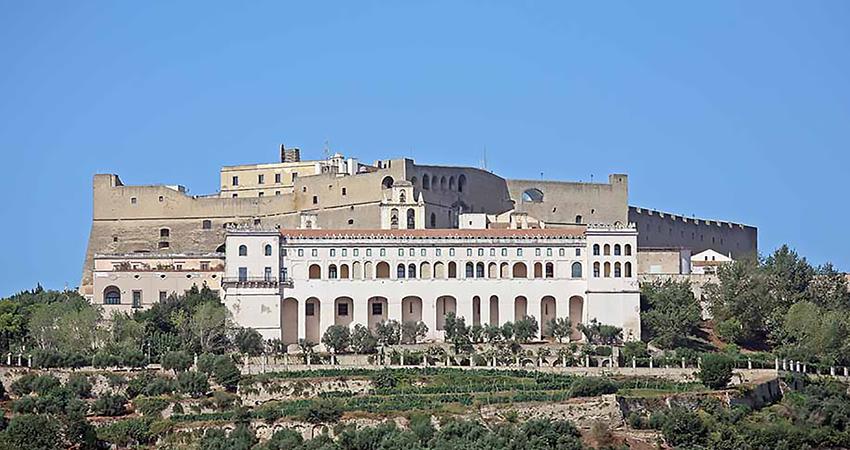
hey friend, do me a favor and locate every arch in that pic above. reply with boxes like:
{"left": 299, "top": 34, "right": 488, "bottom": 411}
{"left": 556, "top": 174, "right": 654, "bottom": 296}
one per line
{"left": 433, "top": 261, "right": 445, "bottom": 279}
{"left": 575, "top": 215, "right": 582, "bottom": 224}
{"left": 614, "top": 262, "right": 622, "bottom": 278}
{"left": 476, "top": 262, "right": 485, "bottom": 278}
{"left": 305, "top": 297, "right": 321, "bottom": 344}
{"left": 281, "top": 297, "right": 299, "bottom": 344}
{"left": 593, "top": 262, "right": 600, "bottom": 278}
{"left": 571, "top": 262, "right": 583, "bottom": 278}
{"left": 402, "top": 296, "right": 422, "bottom": 324}
{"left": 368, "top": 297, "right": 389, "bottom": 332}
{"left": 603, "top": 244, "right": 611, "bottom": 256}
{"left": 436, "top": 296, "right": 457, "bottom": 331}
{"left": 465, "top": 262, "right": 474, "bottom": 278}
{"left": 334, "top": 297, "right": 353, "bottom": 327}
{"left": 541, "top": 296, "right": 556, "bottom": 338}
{"left": 376, "top": 262, "right": 390, "bottom": 279}
{"left": 422, "top": 174, "right": 430, "bottom": 190}
{"left": 430, "top": 212, "right": 436, "bottom": 228}
{"left": 569, "top": 296, "right": 584, "bottom": 341}
{"left": 328, "top": 264, "right": 338, "bottom": 279}
{"left": 614, "top": 244, "right": 621, "bottom": 256}
{"left": 514, "top": 296, "right": 528, "bottom": 320}
{"left": 512, "top": 262, "right": 528, "bottom": 278}
{"left": 534, "top": 262, "right": 543, "bottom": 278}
{"left": 545, "top": 262, "right": 554, "bottom": 278}
{"left": 521, "top": 188, "right": 544, "bottom": 203}
{"left": 397, "top": 264, "right": 406, "bottom": 279}
{"left": 604, "top": 261, "right": 611, "bottom": 277}
{"left": 103, "top": 286, "right": 121, "bottom": 305}
{"left": 309, "top": 264, "right": 322, "bottom": 279}
{"left": 238, "top": 245, "right": 248, "bottom": 256}
{"left": 625, "top": 261, "right": 633, "bottom": 278}
{"left": 500, "top": 262, "right": 510, "bottom": 278}
{"left": 448, "top": 261, "right": 457, "bottom": 278}
{"left": 420, "top": 261, "right": 432, "bottom": 279}
{"left": 399, "top": 191, "right": 407, "bottom": 203}
{"left": 472, "top": 296, "right": 481, "bottom": 326}
{"left": 592, "top": 244, "right": 600, "bottom": 256}
{"left": 449, "top": 176, "right": 456, "bottom": 191}
{"left": 410, "top": 176, "right": 418, "bottom": 187}
{"left": 488, "top": 262, "right": 498, "bottom": 278}
{"left": 406, "top": 209, "right": 416, "bottom": 229}
{"left": 624, "top": 244, "right": 632, "bottom": 256}
{"left": 340, "top": 264, "right": 350, "bottom": 279}
{"left": 363, "top": 261, "right": 373, "bottom": 279}
{"left": 352, "top": 262, "right": 362, "bottom": 279}
{"left": 381, "top": 176, "right": 394, "bottom": 189}
{"left": 440, "top": 176, "right": 447, "bottom": 190}
{"left": 489, "top": 296, "right": 500, "bottom": 325}
{"left": 408, "top": 263, "right": 417, "bottom": 279}
{"left": 390, "top": 208, "right": 399, "bottom": 229}
{"left": 458, "top": 174, "right": 467, "bottom": 193}
{"left": 264, "top": 244, "right": 273, "bottom": 256}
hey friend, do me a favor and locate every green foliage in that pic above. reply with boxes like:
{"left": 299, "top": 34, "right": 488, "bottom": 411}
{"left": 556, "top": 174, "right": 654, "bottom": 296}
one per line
{"left": 371, "top": 369, "right": 400, "bottom": 389}
{"left": 126, "top": 373, "right": 174, "bottom": 398}
{"left": 211, "top": 355, "right": 241, "bottom": 392}
{"left": 2, "top": 414, "right": 62, "bottom": 450}
{"left": 66, "top": 374, "right": 92, "bottom": 398}
{"left": 513, "top": 315, "right": 539, "bottom": 343}
{"left": 782, "top": 301, "right": 850, "bottom": 366}
{"left": 621, "top": 341, "right": 649, "bottom": 363}
{"left": 350, "top": 324, "right": 378, "bottom": 354}
{"left": 321, "top": 324, "right": 351, "bottom": 354}
{"left": 641, "top": 279, "right": 702, "bottom": 349}
{"left": 548, "top": 317, "right": 572, "bottom": 343}
{"left": 199, "top": 425, "right": 258, "bottom": 450}
{"left": 661, "top": 407, "right": 708, "bottom": 448}
{"left": 177, "top": 371, "right": 210, "bottom": 398}
{"left": 96, "top": 417, "right": 154, "bottom": 447}
{"left": 698, "top": 353, "right": 733, "bottom": 389}
{"left": 134, "top": 396, "right": 170, "bottom": 417}
{"left": 92, "top": 392, "right": 128, "bottom": 416}
{"left": 376, "top": 320, "right": 401, "bottom": 346}
{"left": 197, "top": 352, "right": 218, "bottom": 374}
{"left": 161, "top": 350, "right": 192, "bottom": 373}
{"left": 567, "top": 377, "right": 618, "bottom": 398}
{"left": 234, "top": 327, "right": 265, "bottom": 356}
{"left": 300, "top": 398, "right": 343, "bottom": 424}
{"left": 401, "top": 321, "right": 428, "bottom": 344}
{"left": 577, "top": 319, "right": 622, "bottom": 345}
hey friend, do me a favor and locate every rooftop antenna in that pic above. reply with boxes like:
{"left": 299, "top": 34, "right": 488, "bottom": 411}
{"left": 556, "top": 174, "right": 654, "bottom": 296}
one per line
{"left": 323, "top": 139, "right": 330, "bottom": 160}
{"left": 480, "top": 146, "right": 488, "bottom": 171}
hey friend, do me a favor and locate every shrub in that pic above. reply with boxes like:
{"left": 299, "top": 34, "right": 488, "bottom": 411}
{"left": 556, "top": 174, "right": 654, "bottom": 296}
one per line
{"left": 264, "top": 428, "right": 304, "bottom": 449}
{"left": 9, "top": 373, "right": 38, "bottom": 397}
{"left": 121, "top": 348, "right": 147, "bottom": 368}
{"left": 211, "top": 356, "right": 241, "bottom": 392}
{"left": 197, "top": 353, "right": 218, "bottom": 375}
{"left": 350, "top": 324, "right": 378, "bottom": 354}
{"left": 92, "top": 393, "right": 128, "bottom": 416}
{"left": 92, "top": 351, "right": 121, "bottom": 369}
{"left": 161, "top": 351, "right": 192, "bottom": 373}
{"left": 698, "top": 353, "right": 734, "bottom": 389}
{"left": 322, "top": 324, "right": 351, "bottom": 354}
{"left": 300, "top": 398, "right": 343, "bottom": 424}
{"left": 134, "top": 396, "right": 170, "bottom": 417}
{"left": 568, "top": 377, "right": 618, "bottom": 398}
{"left": 372, "top": 369, "right": 400, "bottom": 389}
{"left": 4, "top": 414, "right": 62, "bottom": 450}
{"left": 96, "top": 418, "right": 153, "bottom": 447}
{"left": 716, "top": 318, "right": 744, "bottom": 344}
{"left": 66, "top": 373, "right": 93, "bottom": 398}
{"left": 177, "top": 371, "right": 210, "bottom": 398}
{"left": 234, "top": 327, "right": 265, "bottom": 356}
{"left": 661, "top": 407, "right": 708, "bottom": 448}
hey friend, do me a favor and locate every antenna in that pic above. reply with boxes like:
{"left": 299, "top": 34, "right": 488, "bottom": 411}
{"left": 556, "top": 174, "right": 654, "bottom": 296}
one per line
{"left": 590, "top": 174, "right": 594, "bottom": 183}
{"left": 481, "top": 146, "right": 488, "bottom": 171}
{"left": 323, "top": 139, "right": 330, "bottom": 160}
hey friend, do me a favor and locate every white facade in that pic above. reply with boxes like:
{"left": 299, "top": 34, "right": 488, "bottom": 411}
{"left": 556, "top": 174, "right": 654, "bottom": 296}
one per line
{"left": 691, "top": 248, "right": 733, "bottom": 274}
{"left": 223, "top": 225, "right": 640, "bottom": 346}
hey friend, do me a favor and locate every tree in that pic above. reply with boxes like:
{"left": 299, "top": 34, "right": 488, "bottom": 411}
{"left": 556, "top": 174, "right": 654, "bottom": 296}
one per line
{"left": 706, "top": 258, "right": 771, "bottom": 345}
{"left": 233, "top": 328, "right": 264, "bottom": 356}
{"left": 577, "top": 319, "right": 622, "bottom": 345}
{"left": 300, "top": 398, "right": 343, "bottom": 425}
{"left": 807, "top": 263, "right": 850, "bottom": 310}
{"left": 547, "top": 317, "right": 572, "bottom": 343}
{"left": 92, "top": 393, "right": 128, "bottom": 416}
{"left": 321, "top": 325, "right": 351, "bottom": 354}
{"left": 661, "top": 408, "right": 709, "bottom": 448}
{"left": 698, "top": 353, "right": 733, "bottom": 389}
{"left": 161, "top": 350, "right": 192, "bottom": 373}
{"left": 513, "top": 316, "right": 539, "bottom": 343}
{"left": 483, "top": 324, "right": 502, "bottom": 343}
{"left": 4, "top": 414, "right": 62, "bottom": 450}
{"left": 190, "top": 302, "right": 231, "bottom": 354}
{"left": 782, "top": 301, "right": 850, "bottom": 366}
{"left": 350, "top": 324, "right": 377, "bottom": 354}
{"left": 211, "top": 356, "right": 241, "bottom": 392}
{"left": 177, "top": 371, "right": 210, "bottom": 398}
{"left": 375, "top": 320, "right": 401, "bottom": 346}
{"left": 401, "top": 321, "right": 428, "bottom": 344}
{"left": 641, "top": 279, "right": 702, "bottom": 349}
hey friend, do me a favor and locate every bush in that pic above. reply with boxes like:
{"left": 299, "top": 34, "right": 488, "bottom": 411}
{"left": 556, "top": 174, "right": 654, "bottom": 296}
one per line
{"left": 4, "top": 414, "right": 62, "bottom": 450}
{"left": 92, "top": 351, "right": 120, "bottom": 369}
{"left": 211, "top": 356, "right": 241, "bottom": 392}
{"left": 161, "top": 350, "right": 192, "bottom": 373}
{"left": 350, "top": 324, "right": 378, "bottom": 354}
{"left": 96, "top": 418, "right": 153, "bottom": 447}
{"left": 121, "top": 348, "right": 148, "bottom": 368}
{"left": 372, "top": 369, "right": 400, "bottom": 389}
{"left": 32, "top": 374, "right": 61, "bottom": 396}
{"left": 234, "top": 328, "right": 265, "bottom": 356}
{"left": 66, "top": 374, "right": 93, "bottom": 398}
{"left": 321, "top": 325, "right": 351, "bottom": 354}
{"left": 661, "top": 407, "right": 708, "bottom": 448}
{"left": 197, "top": 353, "right": 218, "bottom": 375}
{"left": 9, "top": 373, "right": 38, "bottom": 397}
{"left": 568, "top": 377, "right": 618, "bottom": 398}
{"left": 134, "top": 396, "right": 170, "bottom": 417}
{"left": 264, "top": 428, "right": 304, "bottom": 449}
{"left": 177, "top": 371, "right": 210, "bottom": 398}
{"left": 300, "top": 398, "right": 343, "bottom": 424}
{"left": 716, "top": 318, "right": 744, "bottom": 344}
{"left": 698, "top": 353, "right": 734, "bottom": 389}
{"left": 92, "top": 393, "right": 128, "bottom": 416}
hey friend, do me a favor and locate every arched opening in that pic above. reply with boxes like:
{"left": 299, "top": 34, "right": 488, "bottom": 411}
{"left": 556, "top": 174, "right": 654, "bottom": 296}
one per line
{"left": 407, "top": 209, "right": 416, "bottom": 229}
{"left": 382, "top": 176, "right": 394, "bottom": 189}
{"left": 399, "top": 191, "right": 407, "bottom": 203}
{"left": 103, "top": 286, "right": 121, "bottom": 305}
{"left": 448, "top": 261, "right": 457, "bottom": 278}
{"left": 541, "top": 296, "right": 556, "bottom": 338}
{"left": 614, "top": 244, "right": 621, "bottom": 256}
{"left": 368, "top": 297, "right": 388, "bottom": 332}
{"left": 614, "top": 262, "right": 622, "bottom": 278}
{"left": 545, "top": 262, "right": 554, "bottom": 278}
{"left": 440, "top": 176, "right": 447, "bottom": 190}
{"left": 569, "top": 296, "right": 584, "bottom": 341}
{"left": 363, "top": 261, "right": 373, "bottom": 279}
{"left": 397, "top": 264, "right": 406, "bottom": 279}
{"left": 449, "top": 176, "right": 456, "bottom": 191}
{"left": 264, "top": 244, "right": 273, "bottom": 256}
{"left": 433, "top": 262, "right": 445, "bottom": 279}
{"left": 390, "top": 208, "right": 399, "bottom": 229}
{"left": 376, "top": 262, "right": 390, "bottom": 279}
{"left": 436, "top": 296, "right": 457, "bottom": 331}
{"left": 408, "top": 263, "right": 417, "bottom": 279}
{"left": 420, "top": 261, "right": 432, "bottom": 279}
{"left": 281, "top": 298, "right": 298, "bottom": 344}
{"left": 534, "top": 262, "right": 543, "bottom": 278}
{"left": 305, "top": 297, "right": 321, "bottom": 344}
{"left": 521, "top": 188, "right": 544, "bottom": 203}
{"left": 476, "top": 262, "right": 485, "bottom": 278}
{"left": 624, "top": 244, "right": 632, "bottom": 256}
{"left": 593, "top": 262, "right": 600, "bottom": 278}
{"left": 160, "top": 228, "right": 170, "bottom": 238}
{"left": 335, "top": 297, "right": 353, "bottom": 327}
{"left": 352, "top": 262, "right": 362, "bottom": 279}
{"left": 328, "top": 264, "right": 338, "bottom": 279}
{"left": 603, "top": 244, "right": 611, "bottom": 256}
{"left": 575, "top": 215, "right": 582, "bottom": 224}
{"left": 472, "top": 296, "right": 481, "bottom": 326}
{"left": 422, "top": 174, "right": 430, "bottom": 190}
{"left": 514, "top": 296, "right": 528, "bottom": 321}
{"left": 430, "top": 212, "right": 436, "bottom": 228}
{"left": 308, "top": 264, "right": 322, "bottom": 279}
{"left": 489, "top": 296, "right": 500, "bottom": 325}
{"left": 604, "top": 262, "right": 611, "bottom": 277}
{"left": 500, "top": 262, "right": 509, "bottom": 278}
{"left": 593, "top": 244, "right": 600, "bottom": 256}
{"left": 410, "top": 176, "right": 418, "bottom": 187}
{"left": 402, "top": 296, "right": 422, "bottom": 324}
{"left": 488, "top": 262, "right": 498, "bottom": 278}
{"left": 340, "top": 264, "right": 350, "bottom": 279}
{"left": 238, "top": 245, "right": 248, "bottom": 256}
{"left": 625, "top": 261, "right": 633, "bottom": 277}
{"left": 465, "top": 262, "right": 474, "bottom": 278}
{"left": 512, "top": 262, "right": 527, "bottom": 278}
{"left": 571, "top": 262, "right": 583, "bottom": 278}
{"left": 458, "top": 174, "right": 466, "bottom": 193}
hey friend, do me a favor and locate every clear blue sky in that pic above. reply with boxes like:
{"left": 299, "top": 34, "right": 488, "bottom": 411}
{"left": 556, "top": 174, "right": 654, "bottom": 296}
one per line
{"left": 1, "top": 1, "right": 848, "bottom": 297}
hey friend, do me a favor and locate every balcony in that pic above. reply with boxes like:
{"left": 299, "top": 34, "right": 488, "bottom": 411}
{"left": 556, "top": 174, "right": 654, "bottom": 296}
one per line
{"left": 222, "top": 277, "right": 293, "bottom": 289}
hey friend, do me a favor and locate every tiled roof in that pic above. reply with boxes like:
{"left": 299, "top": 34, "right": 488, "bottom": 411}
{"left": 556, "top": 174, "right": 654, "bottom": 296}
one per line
{"left": 281, "top": 227, "right": 585, "bottom": 240}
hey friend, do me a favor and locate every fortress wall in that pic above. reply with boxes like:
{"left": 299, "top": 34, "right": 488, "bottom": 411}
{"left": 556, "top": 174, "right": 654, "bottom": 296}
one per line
{"left": 506, "top": 174, "right": 629, "bottom": 226}
{"left": 405, "top": 161, "right": 516, "bottom": 216}
{"left": 629, "top": 207, "right": 757, "bottom": 258}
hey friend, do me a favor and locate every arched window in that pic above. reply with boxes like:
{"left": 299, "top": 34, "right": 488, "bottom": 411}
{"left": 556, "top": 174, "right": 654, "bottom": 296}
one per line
{"left": 340, "top": 264, "right": 350, "bottom": 279}
{"left": 575, "top": 215, "right": 582, "bottom": 224}
{"left": 430, "top": 213, "right": 436, "bottom": 228}
{"left": 521, "top": 188, "right": 544, "bottom": 203}
{"left": 458, "top": 174, "right": 466, "bottom": 193}
{"left": 624, "top": 244, "right": 632, "bottom": 256}
{"left": 545, "top": 262, "right": 554, "bottom": 278}
{"left": 614, "top": 244, "right": 621, "bottom": 256}
{"left": 411, "top": 176, "right": 417, "bottom": 187}
{"left": 397, "top": 264, "right": 406, "bottom": 279}
{"left": 571, "top": 262, "right": 583, "bottom": 278}
{"left": 449, "top": 176, "right": 456, "bottom": 191}
{"left": 104, "top": 287, "right": 121, "bottom": 305}
{"left": 603, "top": 244, "right": 611, "bottom": 256}
{"left": 328, "top": 264, "right": 338, "bottom": 279}
{"left": 407, "top": 209, "right": 416, "bottom": 229}
{"left": 465, "top": 262, "right": 474, "bottom": 278}
{"left": 382, "top": 176, "right": 394, "bottom": 189}
{"left": 399, "top": 191, "right": 406, "bottom": 203}
{"left": 448, "top": 261, "right": 457, "bottom": 278}
{"left": 593, "top": 262, "right": 600, "bottom": 278}
{"left": 512, "top": 262, "right": 527, "bottom": 278}
{"left": 476, "top": 262, "right": 485, "bottom": 278}
{"left": 408, "top": 264, "right": 417, "bottom": 279}
{"left": 604, "top": 262, "right": 611, "bottom": 277}
{"left": 238, "top": 245, "right": 248, "bottom": 256}
{"left": 390, "top": 208, "right": 399, "bottom": 229}
{"left": 614, "top": 262, "right": 621, "bottom": 278}
{"left": 592, "top": 244, "right": 600, "bottom": 256}
{"left": 440, "top": 176, "right": 447, "bottom": 190}
{"left": 264, "top": 244, "right": 272, "bottom": 256}
{"left": 376, "top": 262, "right": 390, "bottom": 279}
{"left": 625, "top": 262, "right": 633, "bottom": 277}
{"left": 422, "top": 174, "right": 430, "bottom": 190}
{"left": 309, "top": 264, "right": 322, "bottom": 279}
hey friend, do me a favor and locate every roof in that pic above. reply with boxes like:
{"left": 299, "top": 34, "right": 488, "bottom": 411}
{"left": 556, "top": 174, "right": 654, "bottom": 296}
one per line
{"left": 280, "top": 227, "right": 585, "bottom": 240}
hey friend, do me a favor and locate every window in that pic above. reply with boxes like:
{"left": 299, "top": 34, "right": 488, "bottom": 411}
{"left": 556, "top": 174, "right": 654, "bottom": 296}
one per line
{"left": 423, "top": 174, "right": 430, "bottom": 190}
{"left": 547, "top": 248, "right": 553, "bottom": 257}
{"left": 449, "top": 248, "right": 455, "bottom": 257}
{"left": 398, "top": 248, "right": 404, "bottom": 256}
{"left": 379, "top": 249, "right": 385, "bottom": 256}
{"left": 409, "top": 248, "right": 415, "bottom": 256}
{"left": 436, "top": 249, "right": 442, "bottom": 257}
{"left": 458, "top": 174, "right": 466, "bottom": 192}
{"left": 408, "top": 264, "right": 417, "bottom": 278}
{"left": 331, "top": 249, "right": 336, "bottom": 257}
{"left": 521, "top": 188, "right": 544, "bottom": 203}
{"left": 501, "top": 248, "right": 507, "bottom": 256}
{"left": 545, "top": 263, "right": 554, "bottom": 278}
{"left": 282, "top": 249, "right": 287, "bottom": 256}
{"left": 614, "top": 262, "right": 621, "bottom": 278}
{"left": 238, "top": 245, "right": 248, "bottom": 256}
{"left": 390, "top": 208, "right": 399, "bottom": 229}
{"left": 158, "top": 241, "right": 170, "bottom": 249}
{"left": 132, "top": 291, "right": 142, "bottom": 308}
{"left": 258, "top": 174, "right": 264, "bottom": 184}
{"left": 342, "top": 249, "right": 347, "bottom": 257}
{"left": 467, "top": 249, "right": 473, "bottom": 257}
{"left": 575, "top": 215, "right": 582, "bottom": 224}
{"left": 614, "top": 244, "right": 621, "bottom": 256}
{"left": 517, "top": 248, "right": 523, "bottom": 256}
{"left": 399, "top": 191, "right": 406, "bottom": 203}
{"left": 130, "top": 197, "right": 137, "bottom": 205}
{"left": 264, "top": 267, "right": 272, "bottom": 281}
{"left": 306, "top": 303, "right": 315, "bottom": 316}
{"left": 625, "top": 262, "right": 633, "bottom": 277}
{"left": 200, "top": 262, "right": 210, "bottom": 271}
{"left": 276, "top": 191, "right": 281, "bottom": 196}
{"left": 576, "top": 248, "right": 581, "bottom": 256}
{"left": 308, "top": 264, "right": 321, "bottom": 279}
{"left": 559, "top": 248, "right": 565, "bottom": 257}
{"left": 593, "top": 244, "right": 600, "bottom": 256}
{"left": 476, "top": 262, "right": 485, "bottom": 278}
{"left": 232, "top": 176, "right": 239, "bottom": 186}
{"left": 312, "top": 196, "right": 318, "bottom": 204}
{"left": 329, "top": 265, "right": 338, "bottom": 279}
{"left": 258, "top": 192, "right": 264, "bottom": 197}
{"left": 297, "top": 249, "right": 304, "bottom": 257}
{"left": 232, "top": 194, "right": 238, "bottom": 198}
{"left": 535, "top": 248, "right": 541, "bottom": 256}
{"left": 160, "top": 228, "right": 169, "bottom": 238}
{"left": 571, "top": 262, "right": 582, "bottom": 278}
{"left": 406, "top": 209, "right": 415, "bottom": 229}
{"left": 421, "top": 249, "right": 426, "bottom": 257}
{"left": 397, "top": 264, "right": 406, "bottom": 279}
{"left": 159, "top": 291, "right": 167, "bottom": 302}
{"left": 465, "top": 262, "right": 474, "bottom": 278}
{"left": 372, "top": 302, "right": 383, "bottom": 315}
{"left": 312, "top": 249, "right": 318, "bottom": 257}
{"left": 624, "top": 244, "right": 632, "bottom": 256}
{"left": 265, "top": 244, "right": 273, "bottom": 256}
{"left": 202, "top": 220, "right": 212, "bottom": 229}
{"left": 104, "top": 287, "right": 121, "bottom": 305}
{"left": 238, "top": 267, "right": 248, "bottom": 281}
{"left": 430, "top": 213, "right": 436, "bottom": 227}
{"left": 593, "top": 262, "right": 600, "bottom": 278}
{"left": 604, "top": 262, "right": 611, "bottom": 277}
{"left": 604, "top": 244, "right": 611, "bottom": 256}
{"left": 337, "top": 302, "right": 348, "bottom": 316}
{"left": 275, "top": 173, "right": 281, "bottom": 183}
{"left": 342, "top": 187, "right": 347, "bottom": 196}
{"left": 490, "top": 248, "right": 496, "bottom": 256}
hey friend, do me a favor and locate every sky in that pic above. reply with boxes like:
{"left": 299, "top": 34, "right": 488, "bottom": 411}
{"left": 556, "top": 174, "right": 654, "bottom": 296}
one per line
{"left": 0, "top": 1, "right": 848, "bottom": 297}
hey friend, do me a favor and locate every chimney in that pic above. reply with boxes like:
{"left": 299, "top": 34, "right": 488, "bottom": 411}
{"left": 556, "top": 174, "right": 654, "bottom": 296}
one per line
{"left": 280, "top": 144, "right": 301, "bottom": 163}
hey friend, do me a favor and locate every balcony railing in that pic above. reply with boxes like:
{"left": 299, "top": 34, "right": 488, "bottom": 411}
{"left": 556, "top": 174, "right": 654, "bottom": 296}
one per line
{"left": 222, "top": 277, "right": 293, "bottom": 288}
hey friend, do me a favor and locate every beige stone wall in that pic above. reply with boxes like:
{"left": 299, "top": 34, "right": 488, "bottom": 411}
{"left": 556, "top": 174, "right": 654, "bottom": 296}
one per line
{"left": 637, "top": 248, "right": 690, "bottom": 275}
{"left": 629, "top": 207, "right": 757, "bottom": 259}
{"left": 507, "top": 174, "right": 629, "bottom": 226}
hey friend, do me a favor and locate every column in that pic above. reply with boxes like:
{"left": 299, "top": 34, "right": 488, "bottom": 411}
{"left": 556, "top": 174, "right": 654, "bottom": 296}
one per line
{"left": 481, "top": 296, "right": 491, "bottom": 326}
{"left": 353, "top": 297, "right": 368, "bottom": 329}
{"left": 499, "top": 296, "right": 515, "bottom": 325}
{"left": 320, "top": 298, "right": 335, "bottom": 341}
{"left": 458, "top": 296, "right": 474, "bottom": 326}
{"left": 423, "top": 297, "right": 438, "bottom": 339}
{"left": 297, "top": 300, "right": 307, "bottom": 340}
{"left": 388, "top": 297, "right": 403, "bottom": 326}
{"left": 528, "top": 296, "right": 542, "bottom": 340}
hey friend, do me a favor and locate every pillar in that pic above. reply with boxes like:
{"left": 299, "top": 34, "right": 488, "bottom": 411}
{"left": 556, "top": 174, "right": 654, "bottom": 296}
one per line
{"left": 388, "top": 297, "right": 403, "bottom": 326}
{"left": 458, "top": 296, "right": 474, "bottom": 327}
{"left": 499, "top": 297, "right": 515, "bottom": 326}
{"left": 632, "top": 356, "right": 636, "bottom": 369}
{"left": 422, "top": 297, "right": 437, "bottom": 339}
{"left": 297, "top": 301, "right": 307, "bottom": 341}
{"left": 320, "top": 299, "right": 335, "bottom": 343}
{"left": 528, "top": 296, "right": 542, "bottom": 340}
{"left": 353, "top": 297, "right": 368, "bottom": 330}
{"left": 481, "top": 297, "right": 491, "bottom": 326}
{"left": 747, "top": 359, "right": 752, "bottom": 370}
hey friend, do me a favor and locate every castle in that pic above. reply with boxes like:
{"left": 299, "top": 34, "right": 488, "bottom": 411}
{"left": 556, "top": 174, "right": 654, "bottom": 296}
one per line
{"left": 83, "top": 144, "right": 757, "bottom": 344}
